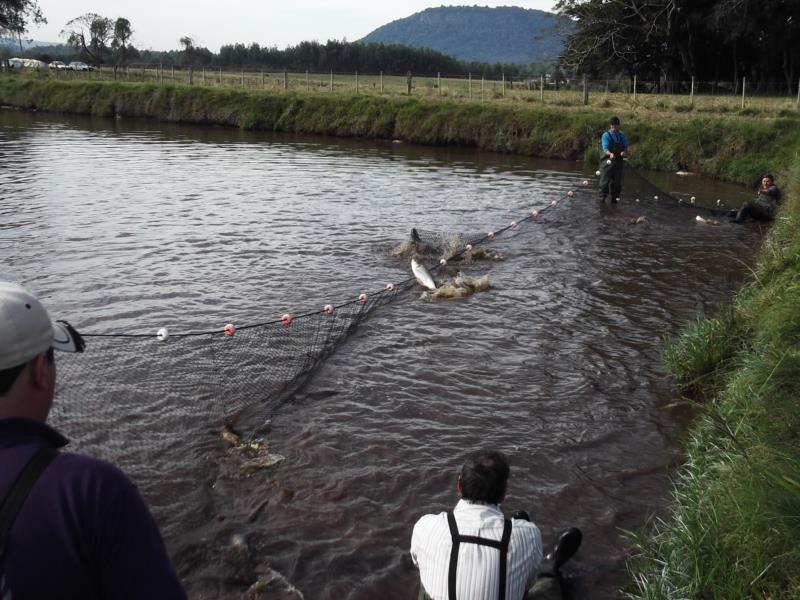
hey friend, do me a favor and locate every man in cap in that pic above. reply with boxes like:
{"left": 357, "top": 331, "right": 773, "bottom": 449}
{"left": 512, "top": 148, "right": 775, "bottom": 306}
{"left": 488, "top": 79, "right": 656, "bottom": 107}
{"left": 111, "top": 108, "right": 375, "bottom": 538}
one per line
{"left": 0, "top": 282, "right": 186, "bottom": 599}
{"left": 598, "top": 116, "right": 629, "bottom": 203}
{"left": 411, "top": 450, "right": 543, "bottom": 600}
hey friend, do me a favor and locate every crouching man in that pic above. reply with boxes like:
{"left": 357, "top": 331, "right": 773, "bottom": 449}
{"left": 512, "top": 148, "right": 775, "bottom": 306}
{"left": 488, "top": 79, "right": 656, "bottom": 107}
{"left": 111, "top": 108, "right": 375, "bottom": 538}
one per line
{"left": 411, "top": 450, "right": 543, "bottom": 600}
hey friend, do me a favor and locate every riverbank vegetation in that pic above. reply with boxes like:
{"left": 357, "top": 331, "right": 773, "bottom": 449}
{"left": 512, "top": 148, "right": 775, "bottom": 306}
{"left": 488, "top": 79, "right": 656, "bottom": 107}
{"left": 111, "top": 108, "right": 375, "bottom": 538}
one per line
{"left": 2, "top": 77, "right": 800, "bottom": 597}
{"left": 4, "top": 67, "right": 800, "bottom": 118}
{"left": 625, "top": 159, "right": 800, "bottom": 596}
{"left": 2, "top": 78, "right": 799, "bottom": 186}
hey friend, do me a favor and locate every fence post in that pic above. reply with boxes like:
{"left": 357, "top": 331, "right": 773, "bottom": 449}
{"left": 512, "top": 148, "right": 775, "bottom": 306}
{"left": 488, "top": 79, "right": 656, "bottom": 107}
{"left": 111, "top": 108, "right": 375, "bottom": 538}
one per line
{"left": 741, "top": 77, "right": 746, "bottom": 109}
{"left": 690, "top": 76, "right": 694, "bottom": 105}
{"left": 633, "top": 74, "right": 637, "bottom": 102}
{"left": 356, "top": 71, "right": 359, "bottom": 93}
{"left": 202, "top": 66, "right": 205, "bottom": 85}
{"left": 407, "top": 71, "right": 412, "bottom": 95}
{"left": 219, "top": 67, "right": 222, "bottom": 85}
{"left": 796, "top": 77, "right": 800, "bottom": 108}
{"left": 540, "top": 75, "right": 544, "bottom": 102}
{"left": 481, "top": 76, "right": 485, "bottom": 103}
{"left": 306, "top": 70, "right": 309, "bottom": 92}
{"left": 438, "top": 72, "right": 441, "bottom": 96}
{"left": 188, "top": 66, "right": 193, "bottom": 85}
{"left": 261, "top": 69, "right": 264, "bottom": 88}
{"left": 330, "top": 70, "right": 333, "bottom": 92}
{"left": 380, "top": 71, "right": 383, "bottom": 94}
{"left": 582, "top": 75, "right": 588, "bottom": 105}
{"left": 283, "top": 70, "right": 287, "bottom": 91}
{"left": 502, "top": 73, "right": 505, "bottom": 97}
{"left": 171, "top": 64, "right": 174, "bottom": 81}
{"left": 469, "top": 72, "right": 472, "bottom": 100}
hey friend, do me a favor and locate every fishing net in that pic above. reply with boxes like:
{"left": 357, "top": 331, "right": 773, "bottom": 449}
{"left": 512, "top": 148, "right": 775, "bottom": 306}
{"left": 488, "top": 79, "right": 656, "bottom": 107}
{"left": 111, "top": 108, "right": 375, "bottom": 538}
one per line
{"left": 621, "top": 163, "right": 733, "bottom": 216}
{"left": 47, "top": 191, "right": 570, "bottom": 502}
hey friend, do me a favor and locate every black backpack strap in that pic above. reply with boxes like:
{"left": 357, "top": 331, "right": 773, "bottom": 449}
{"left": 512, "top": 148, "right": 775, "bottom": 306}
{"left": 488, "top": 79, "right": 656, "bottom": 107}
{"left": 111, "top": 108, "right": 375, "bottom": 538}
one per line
{"left": 0, "top": 446, "right": 58, "bottom": 559}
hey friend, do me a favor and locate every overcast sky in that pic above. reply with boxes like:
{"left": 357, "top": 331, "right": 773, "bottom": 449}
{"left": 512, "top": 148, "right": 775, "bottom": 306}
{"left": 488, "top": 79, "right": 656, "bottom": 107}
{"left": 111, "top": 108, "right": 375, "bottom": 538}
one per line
{"left": 30, "top": 1, "right": 557, "bottom": 51}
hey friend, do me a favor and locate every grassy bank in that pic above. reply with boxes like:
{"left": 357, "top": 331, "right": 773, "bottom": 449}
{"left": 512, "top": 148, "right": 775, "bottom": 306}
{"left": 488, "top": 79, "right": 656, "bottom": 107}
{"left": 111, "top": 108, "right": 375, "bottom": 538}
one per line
{"left": 6, "top": 68, "right": 800, "bottom": 118}
{"left": 3, "top": 78, "right": 800, "bottom": 597}
{"left": 626, "top": 159, "right": 800, "bottom": 596}
{"left": 2, "top": 78, "right": 800, "bottom": 185}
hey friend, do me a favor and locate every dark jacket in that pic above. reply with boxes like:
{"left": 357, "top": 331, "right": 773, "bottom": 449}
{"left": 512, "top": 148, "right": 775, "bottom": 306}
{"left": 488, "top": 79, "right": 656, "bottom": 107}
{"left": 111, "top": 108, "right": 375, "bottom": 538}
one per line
{"left": 0, "top": 418, "right": 186, "bottom": 600}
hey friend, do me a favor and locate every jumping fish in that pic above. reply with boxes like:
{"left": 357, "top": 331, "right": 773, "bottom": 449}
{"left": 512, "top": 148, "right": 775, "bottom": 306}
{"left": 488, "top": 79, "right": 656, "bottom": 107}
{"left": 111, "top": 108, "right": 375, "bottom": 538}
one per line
{"left": 411, "top": 256, "right": 437, "bottom": 290}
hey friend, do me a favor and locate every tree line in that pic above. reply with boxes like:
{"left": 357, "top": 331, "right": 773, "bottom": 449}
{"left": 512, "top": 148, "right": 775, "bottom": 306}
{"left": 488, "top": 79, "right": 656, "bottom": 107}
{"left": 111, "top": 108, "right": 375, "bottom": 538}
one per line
{"left": 4, "top": 1, "right": 798, "bottom": 90}
{"left": 556, "top": 0, "right": 800, "bottom": 91}
{"left": 1, "top": 7, "right": 544, "bottom": 79}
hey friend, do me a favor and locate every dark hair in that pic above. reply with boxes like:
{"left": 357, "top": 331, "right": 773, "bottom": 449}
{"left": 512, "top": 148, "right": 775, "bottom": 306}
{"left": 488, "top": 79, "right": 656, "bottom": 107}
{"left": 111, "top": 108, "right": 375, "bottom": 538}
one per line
{"left": 459, "top": 450, "right": 510, "bottom": 504}
{"left": 609, "top": 116, "right": 620, "bottom": 125}
{"left": 0, "top": 348, "right": 54, "bottom": 397}
{"left": 762, "top": 173, "right": 774, "bottom": 181}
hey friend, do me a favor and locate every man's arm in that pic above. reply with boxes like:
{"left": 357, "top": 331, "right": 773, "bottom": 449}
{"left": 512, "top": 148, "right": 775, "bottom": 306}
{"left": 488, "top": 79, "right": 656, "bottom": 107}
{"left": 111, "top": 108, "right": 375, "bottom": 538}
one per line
{"left": 761, "top": 185, "right": 781, "bottom": 200}
{"left": 601, "top": 132, "right": 612, "bottom": 157}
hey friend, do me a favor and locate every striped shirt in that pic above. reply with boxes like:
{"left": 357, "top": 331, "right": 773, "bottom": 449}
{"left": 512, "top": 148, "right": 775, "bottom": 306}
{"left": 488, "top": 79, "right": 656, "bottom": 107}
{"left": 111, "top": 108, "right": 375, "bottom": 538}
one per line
{"left": 411, "top": 499, "right": 543, "bottom": 600}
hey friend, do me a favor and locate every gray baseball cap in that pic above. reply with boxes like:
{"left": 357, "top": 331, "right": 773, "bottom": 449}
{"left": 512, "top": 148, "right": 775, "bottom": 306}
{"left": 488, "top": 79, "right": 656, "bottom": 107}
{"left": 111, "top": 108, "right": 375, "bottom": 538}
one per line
{"left": 0, "top": 282, "right": 84, "bottom": 370}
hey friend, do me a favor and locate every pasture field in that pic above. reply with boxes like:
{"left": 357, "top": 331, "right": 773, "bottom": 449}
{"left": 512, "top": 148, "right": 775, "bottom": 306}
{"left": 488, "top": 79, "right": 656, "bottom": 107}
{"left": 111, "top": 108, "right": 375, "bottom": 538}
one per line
{"left": 4, "top": 65, "right": 799, "bottom": 119}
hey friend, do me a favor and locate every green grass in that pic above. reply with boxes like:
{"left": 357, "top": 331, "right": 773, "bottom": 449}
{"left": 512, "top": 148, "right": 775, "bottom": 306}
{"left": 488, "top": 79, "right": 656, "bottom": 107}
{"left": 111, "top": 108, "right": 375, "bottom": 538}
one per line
{"left": 627, "top": 157, "right": 800, "bottom": 598}
{"left": 5, "top": 67, "right": 800, "bottom": 119}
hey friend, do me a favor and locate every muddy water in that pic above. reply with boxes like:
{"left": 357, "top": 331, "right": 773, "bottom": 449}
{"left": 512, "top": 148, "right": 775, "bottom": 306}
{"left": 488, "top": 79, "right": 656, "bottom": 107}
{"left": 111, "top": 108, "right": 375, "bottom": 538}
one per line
{"left": 0, "top": 109, "right": 762, "bottom": 598}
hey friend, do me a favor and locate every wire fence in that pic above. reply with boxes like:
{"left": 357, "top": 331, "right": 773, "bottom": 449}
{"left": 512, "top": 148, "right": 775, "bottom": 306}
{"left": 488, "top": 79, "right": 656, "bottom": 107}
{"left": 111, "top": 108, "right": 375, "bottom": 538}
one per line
{"left": 4, "top": 63, "right": 800, "bottom": 114}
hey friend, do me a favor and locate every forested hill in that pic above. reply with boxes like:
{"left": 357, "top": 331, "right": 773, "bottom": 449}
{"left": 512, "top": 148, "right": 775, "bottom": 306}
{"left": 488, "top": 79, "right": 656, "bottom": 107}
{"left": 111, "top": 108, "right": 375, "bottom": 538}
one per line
{"left": 359, "top": 6, "right": 569, "bottom": 65}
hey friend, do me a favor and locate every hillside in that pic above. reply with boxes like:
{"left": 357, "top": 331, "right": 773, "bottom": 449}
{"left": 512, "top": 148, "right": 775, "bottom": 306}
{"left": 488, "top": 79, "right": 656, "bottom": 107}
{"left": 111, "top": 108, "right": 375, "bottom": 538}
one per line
{"left": 359, "top": 6, "right": 569, "bottom": 66}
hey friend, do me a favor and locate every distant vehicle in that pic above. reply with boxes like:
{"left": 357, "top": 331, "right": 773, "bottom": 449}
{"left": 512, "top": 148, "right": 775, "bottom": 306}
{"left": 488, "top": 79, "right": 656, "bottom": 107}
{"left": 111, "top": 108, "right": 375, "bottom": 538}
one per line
{"left": 9, "top": 58, "right": 47, "bottom": 70}
{"left": 67, "top": 61, "right": 92, "bottom": 71}
{"left": 49, "top": 60, "right": 66, "bottom": 70}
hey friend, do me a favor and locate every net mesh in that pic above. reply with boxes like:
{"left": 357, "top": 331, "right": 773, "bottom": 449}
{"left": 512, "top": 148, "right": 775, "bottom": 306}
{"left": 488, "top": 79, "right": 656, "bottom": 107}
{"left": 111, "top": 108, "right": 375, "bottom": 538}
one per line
{"left": 49, "top": 169, "right": 728, "bottom": 508}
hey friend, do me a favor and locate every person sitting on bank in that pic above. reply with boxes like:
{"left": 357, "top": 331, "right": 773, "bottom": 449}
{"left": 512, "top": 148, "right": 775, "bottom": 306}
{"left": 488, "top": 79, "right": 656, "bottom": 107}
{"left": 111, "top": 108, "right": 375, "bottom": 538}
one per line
{"left": 410, "top": 450, "right": 543, "bottom": 600}
{"left": 598, "top": 116, "right": 629, "bottom": 203}
{"left": 0, "top": 281, "right": 186, "bottom": 599}
{"left": 730, "top": 173, "right": 782, "bottom": 223}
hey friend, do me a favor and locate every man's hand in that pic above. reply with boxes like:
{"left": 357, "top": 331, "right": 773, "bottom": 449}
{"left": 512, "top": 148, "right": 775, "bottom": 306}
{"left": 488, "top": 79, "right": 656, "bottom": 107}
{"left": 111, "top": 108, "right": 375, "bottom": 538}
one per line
{"left": 608, "top": 152, "right": 615, "bottom": 159}
{"left": 620, "top": 151, "right": 626, "bottom": 157}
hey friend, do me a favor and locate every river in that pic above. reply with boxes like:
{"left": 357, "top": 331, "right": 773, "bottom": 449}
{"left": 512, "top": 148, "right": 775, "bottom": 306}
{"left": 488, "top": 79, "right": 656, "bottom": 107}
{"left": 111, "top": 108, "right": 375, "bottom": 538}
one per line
{"left": 0, "top": 109, "right": 762, "bottom": 598}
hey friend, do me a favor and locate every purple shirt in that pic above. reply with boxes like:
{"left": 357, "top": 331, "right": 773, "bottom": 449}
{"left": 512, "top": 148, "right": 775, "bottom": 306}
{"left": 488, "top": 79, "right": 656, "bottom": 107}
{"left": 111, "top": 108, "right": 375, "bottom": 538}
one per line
{"left": 0, "top": 418, "right": 186, "bottom": 600}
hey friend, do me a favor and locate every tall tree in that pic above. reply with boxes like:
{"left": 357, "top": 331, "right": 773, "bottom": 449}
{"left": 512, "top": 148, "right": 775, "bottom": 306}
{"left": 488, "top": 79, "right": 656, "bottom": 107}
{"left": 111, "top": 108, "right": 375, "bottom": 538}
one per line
{"left": 62, "top": 13, "right": 113, "bottom": 64}
{"left": 179, "top": 35, "right": 194, "bottom": 65}
{"left": 0, "top": 0, "right": 46, "bottom": 53}
{"left": 555, "top": 0, "right": 677, "bottom": 79}
{"left": 111, "top": 17, "right": 132, "bottom": 66}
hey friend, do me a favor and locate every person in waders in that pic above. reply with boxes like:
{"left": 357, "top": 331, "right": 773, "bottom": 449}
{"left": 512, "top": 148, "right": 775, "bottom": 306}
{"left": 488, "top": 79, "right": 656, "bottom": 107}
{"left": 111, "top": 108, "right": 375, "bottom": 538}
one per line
{"left": 730, "top": 173, "right": 782, "bottom": 223}
{"left": 598, "top": 116, "right": 629, "bottom": 203}
{"left": 410, "top": 450, "right": 543, "bottom": 600}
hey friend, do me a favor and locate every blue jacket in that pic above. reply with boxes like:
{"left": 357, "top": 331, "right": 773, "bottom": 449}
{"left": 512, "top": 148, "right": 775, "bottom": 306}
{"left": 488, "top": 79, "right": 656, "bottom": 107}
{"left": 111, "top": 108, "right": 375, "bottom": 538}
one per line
{"left": 0, "top": 418, "right": 186, "bottom": 600}
{"left": 601, "top": 130, "right": 629, "bottom": 154}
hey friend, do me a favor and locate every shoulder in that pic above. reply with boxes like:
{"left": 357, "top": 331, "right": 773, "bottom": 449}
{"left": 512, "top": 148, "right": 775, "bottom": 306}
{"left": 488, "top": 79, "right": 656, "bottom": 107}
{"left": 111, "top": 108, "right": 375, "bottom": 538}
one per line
{"left": 512, "top": 518, "right": 541, "bottom": 540}
{"left": 413, "top": 511, "right": 448, "bottom": 535}
{"left": 50, "top": 452, "right": 143, "bottom": 509}
{"left": 55, "top": 452, "right": 135, "bottom": 488}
